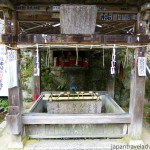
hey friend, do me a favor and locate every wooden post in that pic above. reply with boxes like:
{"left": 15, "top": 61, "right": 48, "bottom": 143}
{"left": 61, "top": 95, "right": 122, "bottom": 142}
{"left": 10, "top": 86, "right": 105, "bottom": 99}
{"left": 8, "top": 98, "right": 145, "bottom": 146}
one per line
{"left": 129, "top": 47, "right": 147, "bottom": 140}
{"left": 107, "top": 51, "right": 115, "bottom": 99}
{"left": 107, "top": 77, "right": 115, "bottom": 99}
{"left": 129, "top": 9, "right": 148, "bottom": 140}
{"left": 6, "top": 11, "right": 23, "bottom": 149}
{"left": 3, "top": 9, "right": 11, "bottom": 34}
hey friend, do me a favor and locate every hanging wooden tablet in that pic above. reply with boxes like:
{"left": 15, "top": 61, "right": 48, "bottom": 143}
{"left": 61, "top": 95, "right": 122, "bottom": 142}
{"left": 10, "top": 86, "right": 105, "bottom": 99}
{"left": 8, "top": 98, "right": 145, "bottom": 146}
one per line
{"left": 138, "top": 57, "right": 146, "bottom": 76}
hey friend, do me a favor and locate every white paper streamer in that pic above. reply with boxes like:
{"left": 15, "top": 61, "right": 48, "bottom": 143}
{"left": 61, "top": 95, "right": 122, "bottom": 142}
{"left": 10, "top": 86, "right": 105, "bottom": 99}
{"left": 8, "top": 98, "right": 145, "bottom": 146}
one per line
{"left": 34, "top": 44, "right": 40, "bottom": 76}
{"left": 7, "top": 50, "right": 18, "bottom": 88}
{"left": 111, "top": 45, "right": 116, "bottom": 74}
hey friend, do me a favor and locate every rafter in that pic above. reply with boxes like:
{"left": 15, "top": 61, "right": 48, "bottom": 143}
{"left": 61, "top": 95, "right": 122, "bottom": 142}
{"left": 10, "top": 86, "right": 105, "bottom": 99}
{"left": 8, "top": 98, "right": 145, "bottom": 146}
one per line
{"left": 0, "top": 0, "right": 14, "bottom": 10}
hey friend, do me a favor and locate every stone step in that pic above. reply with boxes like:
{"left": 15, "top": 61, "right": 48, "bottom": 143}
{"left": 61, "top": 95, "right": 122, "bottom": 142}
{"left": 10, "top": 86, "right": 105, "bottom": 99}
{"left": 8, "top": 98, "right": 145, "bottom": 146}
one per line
{"left": 24, "top": 139, "right": 127, "bottom": 150}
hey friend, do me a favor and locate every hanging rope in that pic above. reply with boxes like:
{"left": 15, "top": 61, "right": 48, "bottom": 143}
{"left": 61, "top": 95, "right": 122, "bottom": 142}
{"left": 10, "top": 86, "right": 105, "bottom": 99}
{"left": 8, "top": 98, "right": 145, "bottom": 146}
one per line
{"left": 75, "top": 44, "right": 78, "bottom": 66}
{"left": 15, "top": 43, "right": 149, "bottom": 49}
{"left": 103, "top": 46, "right": 105, "bottom": 68}
{"left": 46, "top": 48, "right": 48, "bottom": 66}
{"left": 48, "top": 46, "right": 51, "bottom": 67}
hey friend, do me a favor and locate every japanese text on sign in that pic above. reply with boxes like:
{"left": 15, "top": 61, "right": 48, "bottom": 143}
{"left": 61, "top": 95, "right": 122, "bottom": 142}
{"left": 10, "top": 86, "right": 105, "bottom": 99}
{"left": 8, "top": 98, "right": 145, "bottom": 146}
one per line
{"left": 138, "top": 57, "right": 146, "bottom": 76}
{"left": 0, "top": 45, "right": 8, "bottom": 96}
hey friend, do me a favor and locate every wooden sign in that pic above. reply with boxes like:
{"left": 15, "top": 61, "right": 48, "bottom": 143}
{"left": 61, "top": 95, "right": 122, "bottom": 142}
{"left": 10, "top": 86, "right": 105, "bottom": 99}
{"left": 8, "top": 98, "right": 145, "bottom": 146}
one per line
{"left": 99, "top": 13, "right": 137, "bottom": 21}
{"left": 104, "top": 35, "right": 127, "bottom": 43}
{"left": 97, "top": 5, "right": 137, "bottom": 13}
{"left": 0, "top": 19, "right": 4, "bottom": 34}
{"left": 138, "top": 57, "right": 146, "bottom": 76}
{"left": 7, "top": 49, "right": 18, "bottom": 88}
{"left": 16, "top": 5, "right": 60, "bottom": 12}
{"left": 18, "top": 12, "right": 52, "bottom": 21}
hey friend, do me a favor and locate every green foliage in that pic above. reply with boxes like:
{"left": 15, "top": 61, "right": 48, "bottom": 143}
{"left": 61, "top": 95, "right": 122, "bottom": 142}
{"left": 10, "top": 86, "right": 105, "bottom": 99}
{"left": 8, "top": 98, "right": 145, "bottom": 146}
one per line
{"left": 21, "top": 51, "right": 34, "bottom": 90}
{"left": 146, "top": 54, "right": 150, "bottom": 101}
{"left": 21, "top": 60, "right": 33, "bottom": 79}
{"left": 41, "top": 66, "right": 54, "bottom": 91}
{"left": 114, "top": 49, "right": 132, "bottom": 107}
{"left": 57, "top": 82, "right": 66, "bottom": 90}
{"left": 144, "top": 104, "right": 150, "bottom": 122}
{"left": 41, "top": 52, "right": 69, "bottom": 91}
{"left": 0, "top": 99, "right": 8, "bottom": 110}
{"left": 145, "top": 78, "right": 150, "bottom": 101}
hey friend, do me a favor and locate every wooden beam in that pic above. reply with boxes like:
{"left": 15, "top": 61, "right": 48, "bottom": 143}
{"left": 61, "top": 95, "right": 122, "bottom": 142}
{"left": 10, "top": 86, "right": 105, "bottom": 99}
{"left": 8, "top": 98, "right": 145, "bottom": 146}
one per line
{"left": 17, "top": 12, "right": 54, "bottom": 21}
{"left": 17, "top": 11, "right": 137, "bottom": 22}
{"left": 22, "top": 113, "right": 131, "bottom": 124}
{"left": 16, "top": 4, "right": 138, "bottom": 13}
{"left": 0, "top": 0, "right": 14, "bottom": 10}
{"left": 141, "top": 3, "right": 150, "bottom": 12}
{"left": 18, "top": 34, "right": 150, "bottom": 44}
{"left": 1, "top": 34, "right": 150, "bottom": 44}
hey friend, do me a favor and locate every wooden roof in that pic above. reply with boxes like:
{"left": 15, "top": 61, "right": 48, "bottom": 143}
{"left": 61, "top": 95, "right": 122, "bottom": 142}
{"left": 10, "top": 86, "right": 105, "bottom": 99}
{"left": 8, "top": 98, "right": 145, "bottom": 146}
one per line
{"left": 8, "top": 0, "right": 150, "bottom": 7}
{"left": 1, "top": 0, "right": 150, "bottom": 35}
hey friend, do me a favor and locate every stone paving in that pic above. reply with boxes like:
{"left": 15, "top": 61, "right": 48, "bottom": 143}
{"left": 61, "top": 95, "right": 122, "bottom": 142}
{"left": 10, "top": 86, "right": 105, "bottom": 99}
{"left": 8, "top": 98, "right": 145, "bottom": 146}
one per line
{"left": 24, "top": 139, "right": 127, "bottom": 150}
{"left": 0, "top": 121, "right": 6, "bottom": 133}
{"left": 0, "top": 120, "right": 150, "bottom": 150}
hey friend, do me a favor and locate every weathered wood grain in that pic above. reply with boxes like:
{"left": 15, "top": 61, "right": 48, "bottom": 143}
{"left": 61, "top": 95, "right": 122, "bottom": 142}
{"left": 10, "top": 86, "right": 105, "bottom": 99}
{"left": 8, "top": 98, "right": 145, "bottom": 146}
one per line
{"left": 22, "top": 113, "right": 131, "bottom": 124}
{"left": 7, "top": 113, "right": 21, "bottom": 134}
{"left": 2, "top": 34, "right": 150, "bottom": 44}
{"left": 34, "top": 76, "right": 41, "bottom": 94}
{"left": 129, "top": 47, "right": 147, "bottom": 140}
{"left": 17, "top": 11, "right": 53, "bottom": 21}
{"left": 8, "top": 106, "right": 19, "bottom": 115}
{"left": 16, "top": 4, "right": 138, "bottom": 13}
{"left": 107, "top": 78, "right": 115, "bottom": 99}
{"left": 25, "top": 124, "right": 127, "bottom": 138}
{"left": 8, "top": 87, "right": 22, "bottom": 108}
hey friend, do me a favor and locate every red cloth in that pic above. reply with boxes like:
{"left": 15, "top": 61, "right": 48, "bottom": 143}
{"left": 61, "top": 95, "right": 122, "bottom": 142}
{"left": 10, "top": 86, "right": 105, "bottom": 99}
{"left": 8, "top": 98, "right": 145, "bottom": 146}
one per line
{"left": 33, "top": 93, "right": 40, "bottom": 102}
